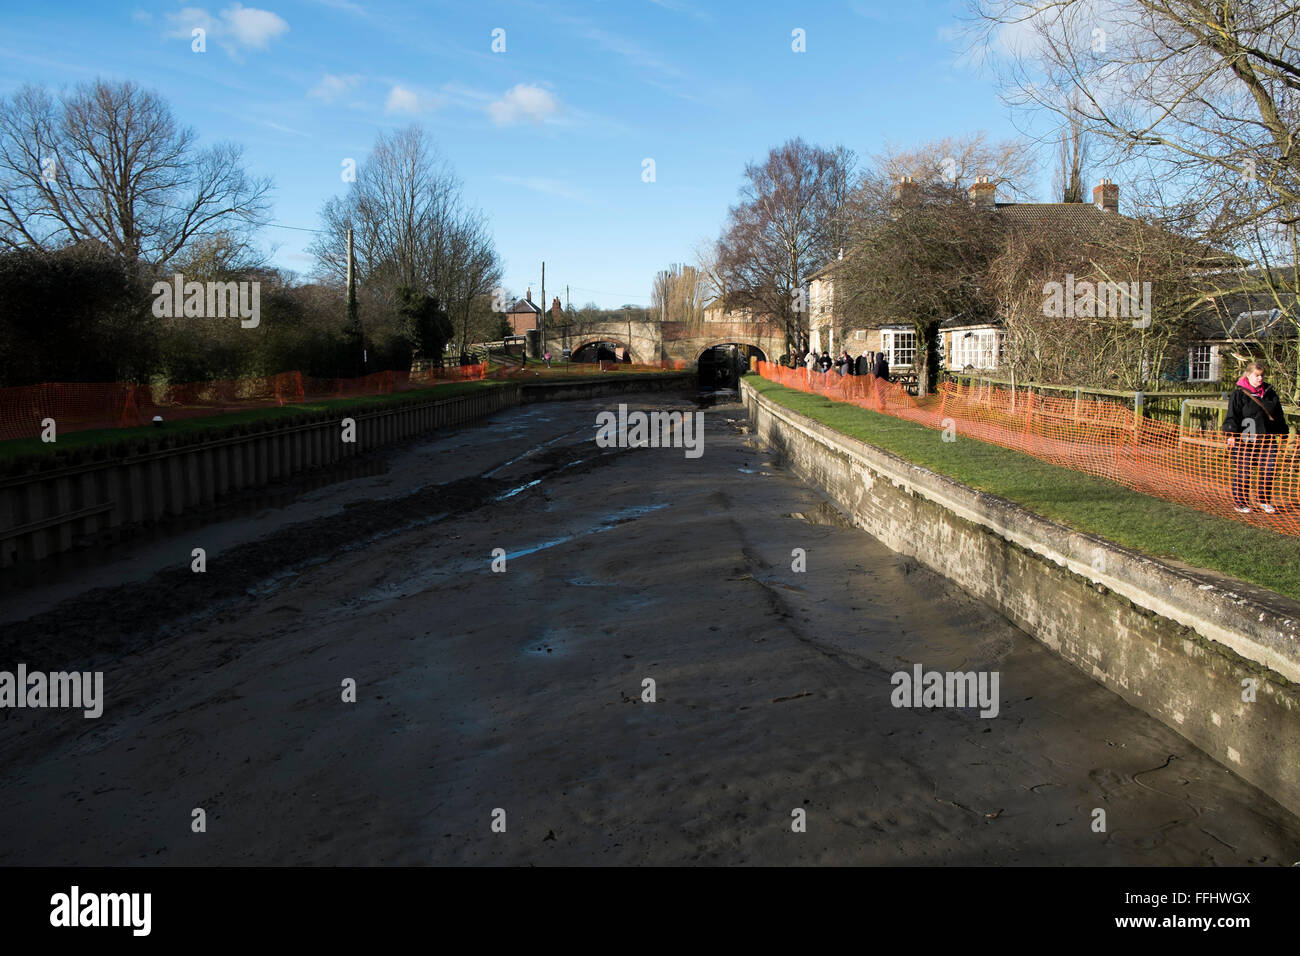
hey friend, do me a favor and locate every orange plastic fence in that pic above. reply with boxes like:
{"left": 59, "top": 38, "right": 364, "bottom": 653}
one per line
{"left": 0, "top": 364, "right": 487, "bottom": 441}
{"left": 756, "top": 360, "right": 1300, "bottom": 536}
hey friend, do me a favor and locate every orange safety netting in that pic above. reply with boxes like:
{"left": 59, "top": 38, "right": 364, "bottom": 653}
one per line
{"left": 755, "top": 360, "right": 1300, "bottom": 536}
{"left": 0, "top": 364, "right": 486, "bottom": 442}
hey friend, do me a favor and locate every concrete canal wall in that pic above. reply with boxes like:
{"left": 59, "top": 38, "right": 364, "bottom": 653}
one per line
{"left": 742, "top": 379, "right": 1300, "bottom": 818}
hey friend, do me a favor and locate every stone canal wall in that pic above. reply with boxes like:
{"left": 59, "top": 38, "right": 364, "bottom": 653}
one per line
{"left": 742, "top": 378, "right": 1300, "bottom": 818}
{"left": 1, "top": 373, "right": 694, "bottom": 567}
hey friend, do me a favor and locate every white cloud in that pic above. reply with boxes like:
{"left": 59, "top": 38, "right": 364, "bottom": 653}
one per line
{"left": 163, "top": 4, "right": 288, "bottom": 58}
{"left": 385, "top": 84, "right": 439, "bottom": 114}
{"left": 310, "top": 73, "right": 362, "bottom": 100}
{"left": 224, "top": 3, "right": 289, "bottom": 49}
{"left": 487, "top": 83, "right": 560, "bottom": 126}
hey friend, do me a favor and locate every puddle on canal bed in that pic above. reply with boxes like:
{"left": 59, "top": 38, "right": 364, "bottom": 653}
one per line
{"left": 348, "top": 503, "right": 671, "bottom": 607}
{"left": 505, "top": 502, "right": 669, "bottom": 560}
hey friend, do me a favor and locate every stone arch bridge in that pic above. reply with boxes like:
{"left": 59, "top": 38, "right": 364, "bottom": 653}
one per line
{"left": 534, "top": 319, "right": 788, "bottom": 367}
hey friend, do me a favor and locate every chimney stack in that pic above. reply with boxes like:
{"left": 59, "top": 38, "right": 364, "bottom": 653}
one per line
{"left": 526, "top": 286, "right": 532, "bottom": 302}
{"left": 968, "top": 175, "right": 997, "bottom": 207}
{"left": 891, "top": 175, "right": 920, "bottom": 206}
{"left": 1093, "top": 178, "right": 1119, "bottom": 213}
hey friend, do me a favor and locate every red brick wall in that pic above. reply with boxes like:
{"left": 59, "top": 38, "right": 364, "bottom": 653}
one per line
{"left": 508, "top": 310, "right": 539, "bottom": 335}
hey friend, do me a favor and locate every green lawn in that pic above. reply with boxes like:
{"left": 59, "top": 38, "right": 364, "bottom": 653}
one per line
{"left": 747, "top": 375, "right": 1300, "bottom": 602}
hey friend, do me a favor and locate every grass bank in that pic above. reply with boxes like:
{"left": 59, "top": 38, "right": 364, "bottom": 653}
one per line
{"left": 747, "top": 375, "right": 1300, "bottom": 602}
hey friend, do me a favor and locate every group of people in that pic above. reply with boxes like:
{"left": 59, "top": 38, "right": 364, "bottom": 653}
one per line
{"left": 784, "top": 351, "right": 1287, "bottom": 518}
{"left": 798, "top": 349, "right": 890, "bottom": 381}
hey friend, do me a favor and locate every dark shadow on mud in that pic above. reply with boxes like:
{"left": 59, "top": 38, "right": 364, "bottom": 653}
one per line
{"left": 0, "top": 440, "right": 634, "bottom": 667}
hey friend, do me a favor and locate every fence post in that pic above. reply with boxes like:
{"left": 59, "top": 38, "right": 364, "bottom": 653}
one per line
{"left": 1074, "top": 387, "right": 1081, "bottom": 424}
{"left": 1133, "top": 390, "right": 1144, "bottom": 435}
{"left": 1179, "top": 398, "right": 1189, "bottom": 432}
{"left": 1217, "top": 392, "right": 1229, "bottom": 429}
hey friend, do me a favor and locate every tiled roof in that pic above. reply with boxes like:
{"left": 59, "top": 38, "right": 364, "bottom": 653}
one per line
{"left": 940, "top": 313, "right": 1001, "bottom": 330}
{"left": 995, "top": 202, "right": 1238, "bottom": 265}
{"left": 1183, "top": 267, "right": 1298, "bottom": 339}
{"left": 507, "top": 298, "right": 542, "bottom": 314}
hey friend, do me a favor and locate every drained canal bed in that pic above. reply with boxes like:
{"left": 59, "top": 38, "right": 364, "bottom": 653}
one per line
{"left": 1, "top": 390, "right": 1297, "bottom": 865}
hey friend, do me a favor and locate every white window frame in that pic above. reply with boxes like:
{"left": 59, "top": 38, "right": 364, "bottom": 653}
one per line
{"left": 881, "top": 328, "right": 916, "bottom": 368}
{"left": 1187, "top": 343, "right": 1219, "bottom": 381}
{"left": 950, "top": 329, "right": 999, "bottom": 371}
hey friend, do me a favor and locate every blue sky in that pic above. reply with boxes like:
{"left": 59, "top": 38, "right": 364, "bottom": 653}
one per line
{"left": 1, "top": 0, "right": 1033, "bottom": 307}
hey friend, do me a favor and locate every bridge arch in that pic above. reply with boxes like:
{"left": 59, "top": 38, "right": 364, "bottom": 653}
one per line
{"left": 571, "top": 339, "right": 634, "bottom": 363}
{"left": 696, "top": 342, "right": 768, "bottom": 387}
{"left": 694, "top": 342, "right": 768, "bottom": 364}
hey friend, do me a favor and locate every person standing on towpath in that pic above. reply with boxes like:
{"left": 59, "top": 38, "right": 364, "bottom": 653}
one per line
{"left": 1224, "top": 360, "right": 1290, "bottom": 514}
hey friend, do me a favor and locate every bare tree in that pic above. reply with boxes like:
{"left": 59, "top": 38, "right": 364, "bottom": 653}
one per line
{"left": 875, "top": 131, "right": 1038, "bottom": 200}
{"left": 990, "top": 210, "right": 1225, "bottom": 388}
{"left": 715, "top": 138, "right": 856, "bottom": 354}
{"left": 1053, "top": 94, "right": 1091, "bottom": 202}
{"left": 968, "top": 0, "right": 1300, "bottom": 390}
{"left": 310, "top": 125, "right": 502, "bottom": 359}
{"left": 0, "top": 79, "right": 271, "bottom": 269}
{"left": 444, "top": 210, "right": 503, "bottom": 352}
{"left": 838, "top": 175, "right": 1005, "bottom": 396}
{"left": 312, "top": 126, "right": 462, "bottom": 292}
{"left": 650, "top": 262, "right": 707, "bottom": 324}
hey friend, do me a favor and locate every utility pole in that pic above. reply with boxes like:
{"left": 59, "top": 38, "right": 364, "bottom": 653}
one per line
{"left": 540, "top": 261, "right": 546, "bottom": 357}
{"left": 345, "top": 226, "right": 364, "bottom": 375}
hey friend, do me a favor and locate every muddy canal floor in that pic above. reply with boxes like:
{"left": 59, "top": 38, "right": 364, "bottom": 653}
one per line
{"left": 2, "top": 391, "right": 1298, "bottom": 865}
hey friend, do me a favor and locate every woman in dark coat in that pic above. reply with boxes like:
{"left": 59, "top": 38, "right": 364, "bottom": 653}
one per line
{"left": 873, "top": 350, "right": 890, "bottom": 381}
{"left": 1224, "top": 360, "right": 1289, "bottom": 514}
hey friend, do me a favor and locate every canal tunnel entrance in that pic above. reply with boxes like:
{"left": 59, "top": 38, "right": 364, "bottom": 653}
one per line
{"left": 697, "top": 343, "right": 766, "bottom": 388}
{"left": 572, "top": 340, "right": 631, "bottom": 363}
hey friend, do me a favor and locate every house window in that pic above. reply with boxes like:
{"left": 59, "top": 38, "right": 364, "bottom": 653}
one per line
{"left": 950, "top": 329, "right": 1000, "bottom": 370}
{"left": 882, "top": 329, "right": 916, "bottom": 367}
{"left": 1188, "top": 344, "right": 1213, "bottom": 381}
